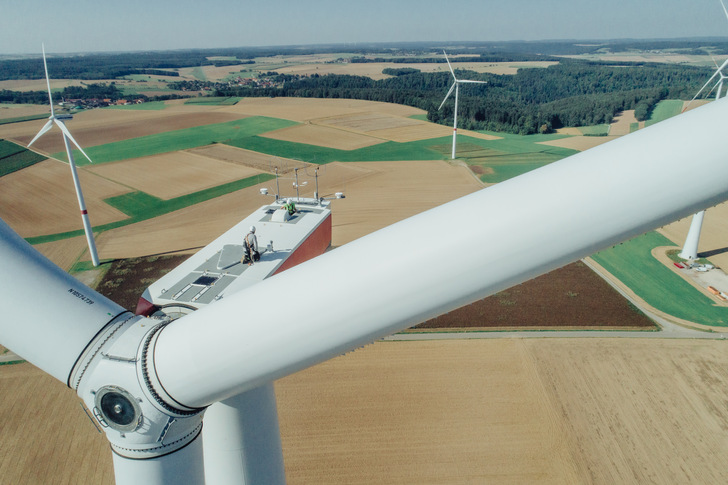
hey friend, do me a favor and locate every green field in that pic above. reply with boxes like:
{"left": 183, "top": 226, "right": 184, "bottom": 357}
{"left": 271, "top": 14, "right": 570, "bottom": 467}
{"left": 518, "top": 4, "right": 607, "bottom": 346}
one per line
{"left": 644, "top": 100, "right": 685, "bottom": 127}
{"left": 53, "top": 117, "right": 298, "bottom": 165}
{"left": 578, "top": 124, "right": 610, "bottom": 136}
{"left": 225, "top": 135, "right": 445, "bottom": 164}
{"left": 0, "top": 113, "right": 48, "bottom": 125}
{"left": 184, "top": 96, "right": 241, "bottom": 106}
{"left": 191, "top": 66, "right": 208, "bottom": 81}
{"left": 592, "top": 231, "right": 728, "bottom": 327}
{"left": 0, "top": 139, "right": 47, "bottom": 176}
{"left": 105, "top": 101, "right": 168, "bottom": 110}
{"left": 446, "top": 132, "right": 577, "bottom": 183}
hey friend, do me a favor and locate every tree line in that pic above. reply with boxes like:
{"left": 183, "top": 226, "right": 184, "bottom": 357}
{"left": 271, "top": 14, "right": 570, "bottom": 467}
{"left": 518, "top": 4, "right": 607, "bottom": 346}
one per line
{"left": 216, "top": 60, "right": 711, "bottom": 134}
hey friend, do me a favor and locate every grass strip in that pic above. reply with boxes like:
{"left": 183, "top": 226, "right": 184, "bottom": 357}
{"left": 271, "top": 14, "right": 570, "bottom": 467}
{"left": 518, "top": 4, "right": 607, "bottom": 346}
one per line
{"left": 0, "top": 139, "right": 47, "bottom": 177}
{"left": 0, "top": 113, "right": 48, "bottom": 125}
{"left": 592, "top": 231, "right": 728, "bottom": 327}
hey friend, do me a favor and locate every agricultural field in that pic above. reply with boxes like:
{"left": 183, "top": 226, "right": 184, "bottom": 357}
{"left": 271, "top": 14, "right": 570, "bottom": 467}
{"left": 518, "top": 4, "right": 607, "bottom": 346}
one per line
{"left": 270, "top": 60, "right": 559, "bottom": 80}
{"left": 592, "top": 231, "right": 728, "bottom": 328}
{"left": 3, "top": 95, "right": 728, "bottom": 485}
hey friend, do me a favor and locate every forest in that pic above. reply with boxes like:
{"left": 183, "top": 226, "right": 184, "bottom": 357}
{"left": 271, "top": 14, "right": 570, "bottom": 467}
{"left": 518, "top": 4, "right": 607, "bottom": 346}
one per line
{"left": 0, "top": 40, "right": 722, "bottom": 134}
{"left": 217, "top": 59, "right": 711, "bottom": 134}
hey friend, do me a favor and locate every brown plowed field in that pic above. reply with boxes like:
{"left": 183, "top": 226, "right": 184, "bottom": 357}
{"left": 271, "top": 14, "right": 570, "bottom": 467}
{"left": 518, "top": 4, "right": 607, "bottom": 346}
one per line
{"left": 416, "top": 260, "right": 655, "bottom": 329}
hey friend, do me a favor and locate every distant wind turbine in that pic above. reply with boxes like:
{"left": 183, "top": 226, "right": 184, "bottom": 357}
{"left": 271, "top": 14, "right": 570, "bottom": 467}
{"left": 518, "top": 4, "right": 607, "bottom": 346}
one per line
{"left": 438, "top": 50, "right": 487, "bottom": 159}
{"left": 679, "top": 0, "right": 728, "bottom": 260}
{"left": 27, "top": 44, "right": 100, "bottom": 266}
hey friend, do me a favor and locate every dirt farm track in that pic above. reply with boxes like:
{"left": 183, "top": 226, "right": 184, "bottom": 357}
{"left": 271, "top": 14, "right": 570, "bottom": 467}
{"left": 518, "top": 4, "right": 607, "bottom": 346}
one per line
{"left": 2, "top": 98, "right": 728, "bottom": 484}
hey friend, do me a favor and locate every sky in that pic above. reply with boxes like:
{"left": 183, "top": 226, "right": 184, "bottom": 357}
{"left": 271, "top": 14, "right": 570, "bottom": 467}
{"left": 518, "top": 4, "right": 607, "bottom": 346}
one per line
{"left": 2, "top": 0, "right": 728, "bottom": 55}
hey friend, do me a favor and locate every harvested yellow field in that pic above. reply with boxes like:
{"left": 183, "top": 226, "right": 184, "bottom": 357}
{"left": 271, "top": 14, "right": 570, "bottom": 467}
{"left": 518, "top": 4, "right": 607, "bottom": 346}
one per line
{"left": 272, "top": 61, "right": 558, "bottom": 80}
{"left": 222, "top": 97, "right": 424, "bottom": 123}
{"left": 0, "top": 103, "right": 49, "bottom": 120}
{"left": 527, "top": 338, "right": 728, "bottom": 484}
{"left": 320, "top": 112, "right": 423, "bottom": 132}
{"left": 277, "top": 339, "right": 581, "bottom": 484}
{"left": 85, "top": 151, "right": 264, "bottom": 200}
{"left": 683, "top": 99, "right": 712, "bottom": 112}
{"left": 2, "top": 109, "right": 247, "bottom": 155}
{"left": 0, "top": 160, "right": 129, "bottom": 238}
{"left": 659, "top": 199, "right": 728, "bottom": 270}
{"left": 318, "top": 112, "right": 499, "bottom": 143}
{"left": 538, "top": 135, "right": 618, "bottom": 152}
{"left": 0, "top": 79, "right": 95, "bottom": 92}
{"left": 85, "top": 159, "right": 478, "bottom": 260}
{"left": 329, "top": 160, "right": 481, "bottom": 245}
{"left": 0, "top": 363, "right": 114, "bottom": 485}
{"left": 609, "top": 109, "right": 639, "bottom": 136}
{"left": 367, "top": 122, "right": 454, "bottom": 142}
{"left": 6, "top": 338, "right": 727, "bottom": 485}
{"left": 33, "top": 236, "right": 90, "bottom": 271}
{"left": 261, "top": 123, "right": 386, "bottom": 150}
{"left": 187, "top": 144, "right": 307, "bottom": 173}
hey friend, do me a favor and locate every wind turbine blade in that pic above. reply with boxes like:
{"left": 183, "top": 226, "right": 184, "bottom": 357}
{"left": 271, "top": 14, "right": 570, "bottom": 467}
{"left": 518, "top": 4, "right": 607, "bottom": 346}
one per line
{"left": 443, "top": 50, "right": 456, "bottom": 79}
{"left": 684, "top": 66, "right": 724, "bottom": 111}
{"left": 152, "top": 98, "right": 728, "bottom": 409}
{"left": 55, "top": 119, "right": 93, "bottom": 163}
{"left": 458, "top": 80, "right": 487, "bottom": 85}
{"left": 0, "top": 218, "right": 128, "bottom": 382}
{"left": 27, "top": 118, "right": 53, "bottom": 147}
{"left": 41, "top": 44, "right": 55, "bottom": 118}
{"left": 439, "top": 82, "right": 456, "bottom": 110}
{"left": 720, "top": 0, "right": 728, "bottom": 23}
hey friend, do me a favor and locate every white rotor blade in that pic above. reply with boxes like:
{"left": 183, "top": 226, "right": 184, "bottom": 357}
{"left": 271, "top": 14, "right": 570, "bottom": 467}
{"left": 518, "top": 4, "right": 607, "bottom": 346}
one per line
{"left": 683, "top": 59, "right": 728, "bottom": 111}
{"left": 153, "top": 98, "right": 728, "bottom": 409}
{"left": 41, "top": 44, "right": 55, "bottom": 118}
{"left": 720, "top": 0, "right": 728, "bottom": 22}
{"left": 458, "top": 79, "right": 487, "bottom": 84}
{"left": 443, "top": 50, "right": 456, "bottom": 79}
{"left": 55, "top": 119, "right": 94, "bottom": 164}
{"left": 439, "top": 82, "right": 456, "bottom": 110}
{"left": 27, "top": 118, "right": 53, "bottom": 148}
{"left": 0, "top": 218, "right": 127, "bottom": 382}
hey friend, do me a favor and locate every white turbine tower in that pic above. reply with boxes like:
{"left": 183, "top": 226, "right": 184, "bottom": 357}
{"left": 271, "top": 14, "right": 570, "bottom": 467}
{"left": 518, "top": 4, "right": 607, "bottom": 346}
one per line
{"left": 4, "top": 94, "right": 728, "bottom": 484}
{"left": 27, "top": 45, "right": 100, "bottom": 266}
{"left": 438, "top": 50, "right": 486, "bottom": 159}
{"left": 679, "top": 0, "right": 728, "bottom": 261}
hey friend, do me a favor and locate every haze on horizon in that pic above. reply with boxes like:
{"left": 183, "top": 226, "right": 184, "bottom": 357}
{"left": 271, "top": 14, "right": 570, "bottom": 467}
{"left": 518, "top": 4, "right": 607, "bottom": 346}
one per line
{"left": 3, "top": 0, "right": 728, "bottom": 55}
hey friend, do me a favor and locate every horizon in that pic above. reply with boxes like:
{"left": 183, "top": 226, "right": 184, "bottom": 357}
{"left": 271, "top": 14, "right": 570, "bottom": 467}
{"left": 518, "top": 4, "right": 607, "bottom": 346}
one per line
{"left": 3, "top": 37, "right": 728, "bottom": 60}
{"left": 3, "top": 0, "right": 728, "bottom": 56}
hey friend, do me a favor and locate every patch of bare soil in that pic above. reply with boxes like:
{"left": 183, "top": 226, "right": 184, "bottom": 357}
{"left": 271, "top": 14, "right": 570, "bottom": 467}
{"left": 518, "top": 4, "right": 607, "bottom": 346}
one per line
{"left": 416, "top": 261, "right": 656, "bottom": 329}
{"left": 92, "top": 254, "right": 189, "bottom": 312}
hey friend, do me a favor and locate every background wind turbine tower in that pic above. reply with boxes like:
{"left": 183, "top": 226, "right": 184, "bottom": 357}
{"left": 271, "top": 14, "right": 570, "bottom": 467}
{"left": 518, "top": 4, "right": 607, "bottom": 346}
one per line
{"left": 679, "top": 0, "right": 728, "bottom": 260}
{"left": 28, "top": 45, "right": 100, "bottom": 266}
{"left": 438, "top": 50, "right": 486, "bottom": 159}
